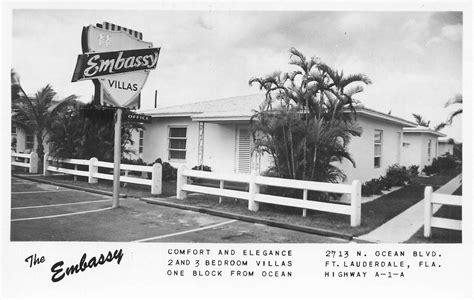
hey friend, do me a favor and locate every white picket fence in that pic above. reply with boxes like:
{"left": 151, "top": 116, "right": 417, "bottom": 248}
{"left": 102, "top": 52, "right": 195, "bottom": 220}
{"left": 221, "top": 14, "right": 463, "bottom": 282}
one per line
{"left": 177, "top": 166, "right": 362, "bottom": 227}
{"left": 424, "top": 175, "right": 462, "bottom": 237}
{"left": 11, "top": 152, "right": 38, "bottom": 173}
{"left": 43, "top": 153, "right": 162, "bottom": 195}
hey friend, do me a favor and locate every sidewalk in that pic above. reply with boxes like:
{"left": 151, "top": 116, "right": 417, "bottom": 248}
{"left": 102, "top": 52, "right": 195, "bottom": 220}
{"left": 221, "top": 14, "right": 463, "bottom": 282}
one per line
{"left": 357, "top": 174, "right": 462, "bottom": 243}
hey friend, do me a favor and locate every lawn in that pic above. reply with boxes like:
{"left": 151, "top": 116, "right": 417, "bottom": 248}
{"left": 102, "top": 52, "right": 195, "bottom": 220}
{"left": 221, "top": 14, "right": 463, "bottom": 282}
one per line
{"left": 406, "top": 184, "right": 462, "bottom": 243}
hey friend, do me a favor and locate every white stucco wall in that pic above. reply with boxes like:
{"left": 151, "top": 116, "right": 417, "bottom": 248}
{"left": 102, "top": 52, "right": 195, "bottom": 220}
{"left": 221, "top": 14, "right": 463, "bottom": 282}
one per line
{"left": 201, "top": 123, "right": 238, "bottom": 172}
{"left": 139, "top": 119, "right": 263, "bottom": 173}
{"left": 141, "top": 117, "right": 199, "bottom": 168}
{"left": 401, "top": 132, "right": 439, "bottom": 171}
{"left": 139, "top": 114, "right": 413, "bottom": 182}
{"left": 335, "top": 116, "right": 404, "bottom": 184}
{"left": 13, "top": 127, "right": 49, "bottom": 154}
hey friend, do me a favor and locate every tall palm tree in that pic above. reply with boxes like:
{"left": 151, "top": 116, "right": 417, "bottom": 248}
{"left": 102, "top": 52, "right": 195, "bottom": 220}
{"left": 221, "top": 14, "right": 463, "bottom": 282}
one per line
{"left": 249, "top": 48, "right": 370, "bottom": 182}
{"left": 11, "top": 69, "right": 78, "bottom": 163}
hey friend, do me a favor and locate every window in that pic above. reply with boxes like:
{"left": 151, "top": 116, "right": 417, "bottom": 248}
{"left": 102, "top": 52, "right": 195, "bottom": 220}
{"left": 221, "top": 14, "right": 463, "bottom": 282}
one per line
{"left": 374, "top": 129, "right": 383, "bottom": 168}
{"left": 168, "top": 127, "right": 187, "bottom": 160}
{"left": 428, "top": 139, "right": 432, "bottom": 161}
{"left": 26, "top": 132, "right": 35, "bottom": 151}
{"left": 139, "top": 130, "right": 144, "bottom": 155}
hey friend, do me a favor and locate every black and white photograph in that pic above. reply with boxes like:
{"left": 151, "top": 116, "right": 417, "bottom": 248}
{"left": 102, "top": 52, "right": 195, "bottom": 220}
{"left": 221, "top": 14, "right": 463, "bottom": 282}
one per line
{"left": 2, "top": 1, "right": 472, "bottom": 299}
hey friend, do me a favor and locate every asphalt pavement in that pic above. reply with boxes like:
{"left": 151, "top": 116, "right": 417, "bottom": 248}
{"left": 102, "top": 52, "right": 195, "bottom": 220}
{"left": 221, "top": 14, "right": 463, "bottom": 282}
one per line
{"left": 10, "top": 176, "right": 347, "bottom": 243}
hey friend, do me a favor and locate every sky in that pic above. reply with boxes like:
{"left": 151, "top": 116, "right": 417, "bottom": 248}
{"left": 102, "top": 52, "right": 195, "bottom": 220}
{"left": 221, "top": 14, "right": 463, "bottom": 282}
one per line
{"left": 11, "top": 8, "right": 463, "bottom": 141}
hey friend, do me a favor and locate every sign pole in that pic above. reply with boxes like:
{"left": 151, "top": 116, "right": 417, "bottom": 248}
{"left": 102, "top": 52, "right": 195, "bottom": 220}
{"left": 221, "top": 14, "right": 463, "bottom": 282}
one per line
{"left": 112, "top": 107, "right": 123, "bottom": 208}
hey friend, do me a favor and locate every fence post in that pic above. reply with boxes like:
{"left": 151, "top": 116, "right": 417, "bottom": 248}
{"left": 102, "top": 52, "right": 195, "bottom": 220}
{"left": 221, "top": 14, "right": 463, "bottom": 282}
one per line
{"left": 248, "top": 170, "right": 259, "bottom": 211}
{"left": 302, "top": 189, "right": 308, "bottom": 217}
{"left": 219, "top": 180, "right": 224, "bottom": 204}
{"left": 177, "top": 165, "right": 188, "bottom": 200}
{"left": 88, "top": 157, "right": 98, "bottom": 184}
{"left": 350, "top": 180, "right": 361, "bottom": 227}
{"left": 43, "top": 152, "right": 51, "bottom": 176}
{"left": 151, "top": 163, "right": 162, "bottom": 195}
{"left": 424, "top": 186, "right": 433, "bottom": 238}
{"left": 29, "top": 152, "right": 38, "bottom": 174}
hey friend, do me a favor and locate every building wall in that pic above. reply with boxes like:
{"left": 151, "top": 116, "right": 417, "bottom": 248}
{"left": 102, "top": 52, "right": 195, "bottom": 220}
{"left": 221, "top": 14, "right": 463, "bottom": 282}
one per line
{"left": 142, "top": 117, "right": 199, "bottom": 168}
{"left": 202, "top": 123, "right": 239, "bottom": 173}
{"left": 13, "top": 127, "right": 49, "bottom": 154}
{"left": 336, "top": 116, "right": 404, "bottom": 183}
{"left": 402, "top": 133, "right": 439, "bottom": 171}
{"left": 140, "top": 115, "right": 411, "bottom": 182}
{"left": 438, "top": 143, "right": 454, "bottom": 156}
{"left": 140, "top": 119, "right": 262, "bottom": 173}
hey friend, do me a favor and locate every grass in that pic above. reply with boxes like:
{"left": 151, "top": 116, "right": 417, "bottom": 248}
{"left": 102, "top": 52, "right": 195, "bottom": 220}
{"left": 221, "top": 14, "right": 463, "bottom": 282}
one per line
{"left": 406, "top": 184, "right": 462, "bottom": 244}
{"left": 12, "top": 169, "right": 461, "bottom": 239}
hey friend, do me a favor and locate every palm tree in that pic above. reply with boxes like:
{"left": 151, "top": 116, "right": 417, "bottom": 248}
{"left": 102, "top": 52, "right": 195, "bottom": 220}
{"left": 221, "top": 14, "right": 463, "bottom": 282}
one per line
{"left": 412, "top": 113, "right": 430, "bottom": 127}
{"left": 11, "top": 69, "right": 78, "bottom": 164}
{"left": 48, "top": 101, "right": 145, "bottom": 161}
{"left": 249, "top": 48, "right": 370, "bottom": 182}
{"left": 428, "top": 94, "right": 463, "bottom": 131}
{"left": 445, "top": 94, "right": 462, "bottom": 125}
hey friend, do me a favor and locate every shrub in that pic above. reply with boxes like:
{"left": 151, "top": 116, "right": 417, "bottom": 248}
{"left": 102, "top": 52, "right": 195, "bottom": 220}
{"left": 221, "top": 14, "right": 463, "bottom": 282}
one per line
{"left": 152, "top": 158, "right": 177, "bottom": 181}
{"left": 121, "top": 158, "right": 147, "bottom": 165}
{"left": 362, "top": 177, "right": 385, "bottom": 197}
{"left": 192, "top": 165, "right": 212, "bottom": 172}
{"left": 432, "top": 154, "right": 457, "bottom": 172}
{"left": 408, "top": 165, "right": 419, "bottom": 177}
{"left": 385, "top": 164, "right": 411, "bottom": 186}
{"left": 422, "top": 164, "right": 439, "bottom": 176}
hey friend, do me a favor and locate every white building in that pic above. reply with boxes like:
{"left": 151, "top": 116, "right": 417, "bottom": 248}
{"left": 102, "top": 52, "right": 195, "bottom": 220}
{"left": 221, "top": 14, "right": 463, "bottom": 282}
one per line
{"left": 437, "top": 138, "right": 454, "bottom": 157}
{"left": 401, "top": 127, "right": 446, "bottom": 171}
{"left": 136, "top": 94, "right": 419, "bottom": 183}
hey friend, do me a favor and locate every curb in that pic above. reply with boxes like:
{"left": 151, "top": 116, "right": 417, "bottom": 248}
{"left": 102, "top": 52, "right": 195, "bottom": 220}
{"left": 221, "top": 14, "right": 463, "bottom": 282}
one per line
{"left": 12, "top": 174, "right": 128, "bottom": 198}
{"left": 141, "top": 197, "right": 354, "bottom": 241}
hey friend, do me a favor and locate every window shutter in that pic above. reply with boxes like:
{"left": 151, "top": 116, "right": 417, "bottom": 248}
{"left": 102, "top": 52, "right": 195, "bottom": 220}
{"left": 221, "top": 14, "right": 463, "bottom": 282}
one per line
{"left": 237, "top": 129, "right": 251, "bottom": 173}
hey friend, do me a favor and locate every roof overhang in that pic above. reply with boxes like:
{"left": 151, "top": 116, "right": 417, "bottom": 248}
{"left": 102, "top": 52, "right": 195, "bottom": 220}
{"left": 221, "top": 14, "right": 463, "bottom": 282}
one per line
{"left": 352, "top": 107, "right": 417, "bottom": 127}
{"left": 403, "top": 127, "right": 446, "bottom": 137}
{"left": 192, "top": 115, "right": 251, "bottom": 122}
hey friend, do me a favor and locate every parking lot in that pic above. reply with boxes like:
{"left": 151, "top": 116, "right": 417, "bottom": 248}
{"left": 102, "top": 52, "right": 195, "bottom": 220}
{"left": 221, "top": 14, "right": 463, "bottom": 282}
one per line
{"left": 10, "top": 176, "right": 346, "bottom": 243}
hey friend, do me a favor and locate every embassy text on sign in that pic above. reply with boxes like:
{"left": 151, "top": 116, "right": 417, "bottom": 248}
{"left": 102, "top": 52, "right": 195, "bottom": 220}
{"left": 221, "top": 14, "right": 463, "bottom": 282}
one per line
{"left": 72, "top": 48, "right": 160, "bottom": 82}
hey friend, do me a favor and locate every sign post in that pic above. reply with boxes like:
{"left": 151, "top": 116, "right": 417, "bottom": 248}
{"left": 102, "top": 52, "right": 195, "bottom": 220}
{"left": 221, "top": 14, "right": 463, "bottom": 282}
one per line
{"left": 72, "top": 22, "right": 159, "bottom": 208}
{"left": 112, "top": 108, "right": 123, "bottom": 208}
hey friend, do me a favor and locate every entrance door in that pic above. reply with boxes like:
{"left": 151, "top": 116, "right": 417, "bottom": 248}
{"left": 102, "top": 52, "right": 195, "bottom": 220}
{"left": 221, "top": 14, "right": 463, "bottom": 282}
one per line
{"left": 236, "top": 128, "right": 251, "bottom": 173}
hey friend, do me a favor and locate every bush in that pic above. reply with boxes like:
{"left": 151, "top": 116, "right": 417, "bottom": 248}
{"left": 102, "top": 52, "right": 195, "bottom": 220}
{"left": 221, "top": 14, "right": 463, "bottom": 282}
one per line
{"left": 422, "top": 164, "right": 439, "bottom": 176}
{"left": 152, "top": 158, "right": 177, "bottom": 181}
{"left": 432, "top": 154, "right": 457, "bottom": 172}
{"left": 362, "top": 177, "right": 385, "bottom": 197}
{"left": 385, "top": 164, "right": 411, "bottom": 186}
{"left": 121, "top": 158, "right": 147, "bottom": 165}
{"left": 192, "top": 165, "right": 212, "bottom": 172}
{"left": 408, "top": 165, "right": 419, "bottom": 177}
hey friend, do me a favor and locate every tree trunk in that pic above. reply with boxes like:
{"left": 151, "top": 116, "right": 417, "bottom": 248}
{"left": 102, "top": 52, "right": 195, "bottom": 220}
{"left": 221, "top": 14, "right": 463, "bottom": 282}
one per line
{"left": 310, "top": 144, "right": 318, "bottom": 179}
{"left": 288, "top": 122, "right": 296, "bottom": 179}
{"left": 281, "top": 125, "right": 291, "bottom": 177}
{"left": 35, "top": 132, "right": 44, "bottom": 173}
